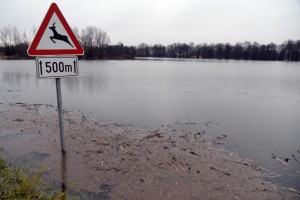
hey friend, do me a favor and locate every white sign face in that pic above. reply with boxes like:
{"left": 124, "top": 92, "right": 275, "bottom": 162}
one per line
{"left": 36, "top": 56, "right": 78, "bottom": 79}
{"left": 36, "top": 13, "right": 76, "bottom": 50}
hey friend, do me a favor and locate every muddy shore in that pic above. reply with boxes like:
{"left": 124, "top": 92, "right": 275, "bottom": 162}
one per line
{"left": 0, "top": 102, "right": 297, "bottom": 199}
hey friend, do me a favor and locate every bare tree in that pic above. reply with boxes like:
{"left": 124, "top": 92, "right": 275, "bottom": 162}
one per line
{"left": 72, "top": 27, "right": 80, "bottom": 41}
{"left": 94, "top": 28, "right": 102, "bottom": 48}
{"left": 136, "top": 43, "right": 151, "bottom": 57}
{"left": 0, "top": 26, "right": 11, "bottom": 47}
{"left": 86, "top": 26, "right": 96, "bottom": 47}
{"left": 0, "top": 27, "right": 8, "bottom": 47}
{"left": 80, "top": 26, "right": 111, "bottom": 58}
{"left": 20, "top": 28, "right": 29, "bottom": 45}
{"left": 27, "top": 25, "right": 37, "bottom": 42}
{"left": 12, "top": 26, "right": 21, "bottom": 46}
{"left": 95, "top": 28, "right": 110, "bottom": 48}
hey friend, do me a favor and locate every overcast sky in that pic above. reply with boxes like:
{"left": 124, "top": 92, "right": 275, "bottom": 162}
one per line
{"left": 1, "top": 0, "right": 299, "bottom": 46}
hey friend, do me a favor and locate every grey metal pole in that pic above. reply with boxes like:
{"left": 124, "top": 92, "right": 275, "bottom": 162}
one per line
{"left": 56, "top": 78, "right": 66, "bottom": 153}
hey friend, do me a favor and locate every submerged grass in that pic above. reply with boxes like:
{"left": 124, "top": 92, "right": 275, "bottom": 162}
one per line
{"left": 0, "top": 155, "right": 65, "bottom": 200}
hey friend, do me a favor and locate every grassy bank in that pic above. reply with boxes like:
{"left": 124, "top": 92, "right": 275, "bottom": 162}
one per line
{"left": 0, "top": 155, "right": 64, "bottom": 200}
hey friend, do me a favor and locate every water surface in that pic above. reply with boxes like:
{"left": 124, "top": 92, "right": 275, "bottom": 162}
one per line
{"left": 0, "top": 59, "right": 299, "bottom": 189}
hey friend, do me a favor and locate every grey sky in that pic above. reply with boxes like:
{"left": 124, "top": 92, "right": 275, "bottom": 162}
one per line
{"left": 1, "top": 0, "right": 299, "bottom": 45}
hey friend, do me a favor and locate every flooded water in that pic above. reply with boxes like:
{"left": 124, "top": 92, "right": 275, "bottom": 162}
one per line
{"left": 0, "top": 59, "right": 299, "bottom": 189}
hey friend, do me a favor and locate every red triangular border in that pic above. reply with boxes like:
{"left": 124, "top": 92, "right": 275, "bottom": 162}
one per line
{"left": 27, "top": 3, "right": 84, "bottom": 56}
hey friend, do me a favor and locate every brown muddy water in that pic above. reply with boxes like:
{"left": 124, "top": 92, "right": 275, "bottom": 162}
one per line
{"left": 0, "top": 59, "right": 300, "bottom": 197}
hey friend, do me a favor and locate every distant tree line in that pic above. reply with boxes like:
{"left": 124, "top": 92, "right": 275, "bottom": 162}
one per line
{"left": 135, "top": 41, "right": 300, "bottom": 61}
{"left": 0, "top": 25, "right": 299, "bottom": 61}
{"left": 0, "top": 25, "right": 114, "bottom": 59}
{"left": 0, "top": 25, "right": 31, "bottom": 57}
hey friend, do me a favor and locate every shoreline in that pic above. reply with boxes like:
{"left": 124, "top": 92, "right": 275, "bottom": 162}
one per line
{"left": 0, "top": 102, "right": 297, "bottom": 199}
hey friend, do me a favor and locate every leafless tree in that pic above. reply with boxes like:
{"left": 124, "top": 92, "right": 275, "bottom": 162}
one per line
{"left": 20, "top": 28, "right": 29, "bottom": 45}
{"left": 72, "top": 27, "right": 80, "bottom": 42}
{"left": 12, "top": 26, "right": 21, "bottom": 46}
{"left": 0, "top": 25, "right": 12, "bottom": 47}
{"left": 80, "top": 26, "right": 111, "bottom": 58}
{"left": 84, "top": 26, "right": 96, "bottom": 47}
{"left": 136, "top": 43, "right": 150, "bottom": 57}
{"left": 95, "top": 29, "right": 110, "bottom": 48}
{"left": 29, "top": 25, "right": 37, "bottom": 42}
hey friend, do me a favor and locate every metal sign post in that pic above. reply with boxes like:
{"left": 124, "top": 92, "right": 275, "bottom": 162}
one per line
{"left": 27, "top": 3, "right": 84, "bottom": 154}
{"left": 56, "top": 78, "right": 66, "bottom": 153}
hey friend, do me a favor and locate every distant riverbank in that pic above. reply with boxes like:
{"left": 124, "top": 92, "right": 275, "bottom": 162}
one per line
{"left": 0, "top": 55, "right": 135, "bottom": 60}
{"left": 1, "top": 39, "right": 300, "bottom": 61}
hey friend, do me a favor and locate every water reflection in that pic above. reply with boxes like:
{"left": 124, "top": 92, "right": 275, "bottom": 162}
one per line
{"left": 61, "top": 153, "right": 67, "bottom": 196}
{"left": 2, "top": 71, "right": 31, "bottom": 87}
{"left": 62, "top": 74, "right": 108, "bottom": 94}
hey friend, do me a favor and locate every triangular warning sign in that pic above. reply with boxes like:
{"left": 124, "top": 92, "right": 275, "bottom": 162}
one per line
{"left": 27, "top": 3, "right": 84, "bottom": 56}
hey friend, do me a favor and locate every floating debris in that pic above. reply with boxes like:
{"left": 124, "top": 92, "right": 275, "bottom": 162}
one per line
{"left": 291, "top": 154, "right": 299, "bottom": 163}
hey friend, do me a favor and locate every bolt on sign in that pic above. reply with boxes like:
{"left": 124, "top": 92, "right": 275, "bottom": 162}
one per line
{"left": 27, "top": 3, "right": 84, "bottom": 153}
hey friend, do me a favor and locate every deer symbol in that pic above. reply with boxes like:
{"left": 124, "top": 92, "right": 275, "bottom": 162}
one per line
{"left": 49, "top": 22, "right": 73, "bottom": 47}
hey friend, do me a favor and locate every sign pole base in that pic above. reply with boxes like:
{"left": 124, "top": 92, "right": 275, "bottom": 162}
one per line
{"left": 56, "top": 78, "right": 66, "bottom": 153}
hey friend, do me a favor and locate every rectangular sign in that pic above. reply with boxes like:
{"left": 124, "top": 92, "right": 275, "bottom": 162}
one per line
{"left": 36, "top": 56, "right": 78, "bottom": 78}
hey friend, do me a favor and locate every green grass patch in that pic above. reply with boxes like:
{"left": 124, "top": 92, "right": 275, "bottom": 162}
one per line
{"left": 0, "top": 155, "right": 65, "bottom": 200}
